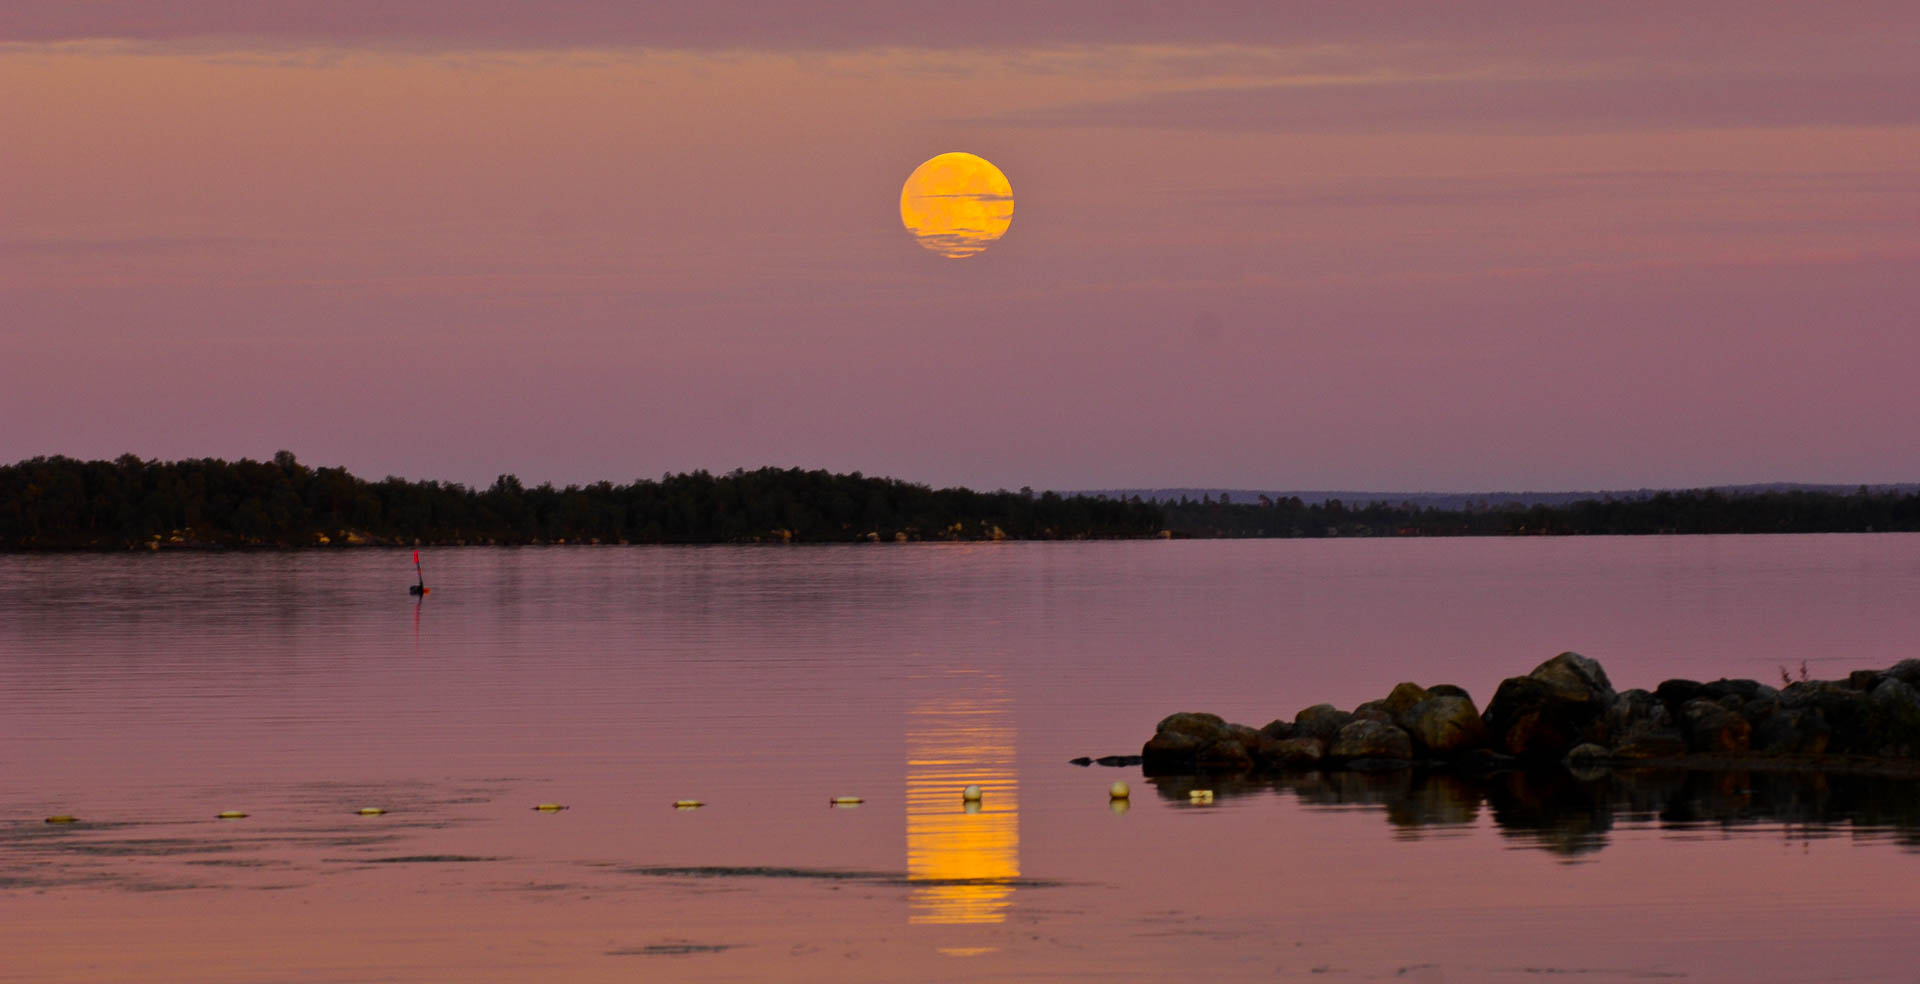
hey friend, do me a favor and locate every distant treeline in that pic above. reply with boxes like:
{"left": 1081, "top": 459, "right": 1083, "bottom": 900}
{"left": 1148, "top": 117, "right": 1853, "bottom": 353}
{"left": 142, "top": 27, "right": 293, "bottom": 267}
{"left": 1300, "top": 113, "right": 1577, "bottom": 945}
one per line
{"left": 3, "top": 454, "right": 1916, "bottom": 551}
{"left": 0, "top": 453, "right": 1162, "bottom": 549}
{"left": 1158, "top": 489, "right": 1920, "bottom": 538}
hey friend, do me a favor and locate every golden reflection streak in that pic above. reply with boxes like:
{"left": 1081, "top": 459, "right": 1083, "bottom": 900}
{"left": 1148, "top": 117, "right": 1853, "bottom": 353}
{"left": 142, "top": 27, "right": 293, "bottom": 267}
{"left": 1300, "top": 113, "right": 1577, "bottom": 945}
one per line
{"left": 905, "top": 680, "right": 1018, "bottom": 926}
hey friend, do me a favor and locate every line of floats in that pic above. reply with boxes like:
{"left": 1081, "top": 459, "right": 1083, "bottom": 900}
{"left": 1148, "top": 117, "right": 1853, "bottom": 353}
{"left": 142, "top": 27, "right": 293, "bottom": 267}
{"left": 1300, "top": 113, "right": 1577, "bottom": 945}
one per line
{"left": 41, "top": 783, "right": 1153, "bottom": 824}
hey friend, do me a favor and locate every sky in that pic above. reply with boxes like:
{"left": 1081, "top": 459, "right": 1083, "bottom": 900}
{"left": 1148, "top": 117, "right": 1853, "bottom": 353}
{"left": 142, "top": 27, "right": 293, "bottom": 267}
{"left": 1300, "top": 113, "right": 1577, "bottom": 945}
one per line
{"left": 3, "top": 2, "right": 1917, "bottom": 492}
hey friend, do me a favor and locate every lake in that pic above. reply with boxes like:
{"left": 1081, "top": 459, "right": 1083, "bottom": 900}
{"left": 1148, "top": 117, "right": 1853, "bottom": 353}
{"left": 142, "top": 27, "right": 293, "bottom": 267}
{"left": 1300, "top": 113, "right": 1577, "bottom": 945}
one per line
{"left": 5, "top": 535, "right": 1920, "bottom": 982}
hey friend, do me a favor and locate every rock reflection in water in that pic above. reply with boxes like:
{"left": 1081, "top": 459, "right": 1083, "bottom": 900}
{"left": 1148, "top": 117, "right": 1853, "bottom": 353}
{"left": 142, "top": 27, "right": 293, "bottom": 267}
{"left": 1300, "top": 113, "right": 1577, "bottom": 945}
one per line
{"left": 905, "top": 671, "right": 1019, "bottom": 925}
{"left": 1148, "top": 767, "right": 1920, "bottom": 857}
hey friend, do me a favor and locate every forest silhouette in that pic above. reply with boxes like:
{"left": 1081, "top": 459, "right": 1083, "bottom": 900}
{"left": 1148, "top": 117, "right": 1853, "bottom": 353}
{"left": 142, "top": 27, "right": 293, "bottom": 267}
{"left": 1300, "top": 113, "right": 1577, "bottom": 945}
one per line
{"left": 2, "top": 454, "right": 1915, "bottom": 549}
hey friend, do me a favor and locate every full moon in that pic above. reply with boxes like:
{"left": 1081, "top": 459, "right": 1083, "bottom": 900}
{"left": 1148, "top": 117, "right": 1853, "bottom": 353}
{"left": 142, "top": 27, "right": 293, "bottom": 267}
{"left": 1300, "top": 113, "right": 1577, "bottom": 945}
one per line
{"left": 899, "top": 152, "right": 1014, "bottom": 258}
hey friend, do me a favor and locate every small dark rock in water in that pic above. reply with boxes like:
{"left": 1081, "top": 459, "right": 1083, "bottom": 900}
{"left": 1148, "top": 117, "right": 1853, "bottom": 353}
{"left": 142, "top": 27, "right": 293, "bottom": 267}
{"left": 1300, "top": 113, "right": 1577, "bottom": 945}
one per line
{"left": 1069, "top": 757, "right": 1093, "bottom": 766}
{"left": 1563, "top": 742, "right": 1611, "bottom": 765}
{"left": 1096, "top": 755, "right": 1143, "bottom": 767}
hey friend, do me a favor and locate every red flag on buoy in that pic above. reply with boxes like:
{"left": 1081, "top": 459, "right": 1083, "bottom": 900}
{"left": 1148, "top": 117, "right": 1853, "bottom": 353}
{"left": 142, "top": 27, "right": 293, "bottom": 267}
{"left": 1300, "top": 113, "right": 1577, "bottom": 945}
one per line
{"left": 413, "top": 550, "right": 420, "bottom": 565}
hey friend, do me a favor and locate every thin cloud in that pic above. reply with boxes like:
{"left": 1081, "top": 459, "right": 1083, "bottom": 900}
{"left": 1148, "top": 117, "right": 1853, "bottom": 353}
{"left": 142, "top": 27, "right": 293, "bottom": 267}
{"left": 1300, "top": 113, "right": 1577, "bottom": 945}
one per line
{"left": 4, "top": 1, "right": 1915, "bottom": 58}
{"left": 982, "top": 73, "right": 1920, "bottom": 133}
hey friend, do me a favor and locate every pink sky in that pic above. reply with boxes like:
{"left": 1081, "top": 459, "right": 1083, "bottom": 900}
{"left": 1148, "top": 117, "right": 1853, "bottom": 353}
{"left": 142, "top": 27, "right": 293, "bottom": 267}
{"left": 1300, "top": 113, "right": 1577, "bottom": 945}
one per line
{"left": 3, "top": 3, "right": 1916, "bottom": 491}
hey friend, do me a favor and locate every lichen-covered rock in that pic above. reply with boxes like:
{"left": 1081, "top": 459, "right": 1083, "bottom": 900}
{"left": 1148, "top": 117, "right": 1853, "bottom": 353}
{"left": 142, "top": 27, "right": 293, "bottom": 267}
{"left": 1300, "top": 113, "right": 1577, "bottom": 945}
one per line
{"left": 1682, "top": 698, "right": 1752, "bottom": 754}
{"left": 1381, "top": 682, "right": 1432, "bottom": 718}
{"left": 1328, "top": 720, "right": 1414, "bottom": 763}
{"left": 1399, "top": 695, "right": 1487, "bottom": 756}
{"left": 1293, "top": 704, "right": 1355, "bottom": 742}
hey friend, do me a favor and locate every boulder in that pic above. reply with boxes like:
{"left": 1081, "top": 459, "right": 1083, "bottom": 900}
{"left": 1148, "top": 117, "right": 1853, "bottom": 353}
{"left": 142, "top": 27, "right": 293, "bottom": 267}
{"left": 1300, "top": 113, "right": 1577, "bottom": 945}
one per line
{"left": 1699, "top": 678, "right": 1777, "bottom": 704}
{"left": 1380, "top": 682, "right": 1432, "bottom": 719}
{"left": 1154, "top": 712, "right": 1227, "bottom": 742}
{"left": 1563, "top": 742, "right": 1611, "bottom": 764}
{"left": 1849, "top": 669, "right": 1884, "bottom": 691}
{"left": 1883, "top": 659, "right": 1920, "bottom": 689}
{"left": 1142, "top": 712, "right": 1231, "bottom": 770}
{"left": 1751, "top": 708, "right": 1831, "bottom": 755}
{"left": 1654, "top": 678, "right": 1704, "bottom": 710}
{"left": 1258, "top": 719, "right": 1295, "bottom": 741}
{"left": 1563, "top": 742, "right": 1613, "bottom": 780}
{"left": 1780, "top": 679, "right": 1891, "bottom": 752}
{"left": 1256, "top": 736, "right": 1326, "bottom": 768}
{"left": 1293, "top": 704, "right": 1355, "bottom": 742}
{"left": 1351, "top": 703, "right": 1394, "bottom": 725}
{"left": 1483, "top": 665, "right": 1612, "bottom": 762}
{"left": 1195, "top": 738, "right": 1254, "bottom": 771}
{"left": 1606, "top": 689, "right": 1668, "bottom": 734}
{"left": 1529, "top": 652, "right": 1616, "bottom": 704}
{"left": 1866, "top": 677, "right": 1920, "bottom": 755}
{"left": 1681, "top": 698, "right": 1752, "bottom": 754}
{"left": 1611, "top": 718, "right": 1690, "bottom": 759}
{"left": 1427, "top": 684, "right": 1473, "bottom": 700}
{"left": 1399, "top": 695, "right": 1488, "bottom": 756}
{"left": 1328, "top": 720, "right": 1414, "bottom": 763}
{"left": 1740, "top": 696, "right": 1780, "bottom": 727}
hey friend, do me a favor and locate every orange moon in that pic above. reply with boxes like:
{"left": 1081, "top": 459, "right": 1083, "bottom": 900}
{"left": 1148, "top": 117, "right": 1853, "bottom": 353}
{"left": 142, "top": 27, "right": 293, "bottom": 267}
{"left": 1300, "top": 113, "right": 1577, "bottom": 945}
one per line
{"left": 899, "top": 153, "right": 1014, "bottom": 258}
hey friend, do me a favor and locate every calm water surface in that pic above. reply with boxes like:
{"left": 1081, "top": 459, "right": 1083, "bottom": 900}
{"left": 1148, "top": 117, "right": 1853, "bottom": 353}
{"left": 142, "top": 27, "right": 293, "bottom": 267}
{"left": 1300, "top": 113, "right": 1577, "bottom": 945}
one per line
{"left": 4, "top": 536, "right": 1920, "bottom": 982}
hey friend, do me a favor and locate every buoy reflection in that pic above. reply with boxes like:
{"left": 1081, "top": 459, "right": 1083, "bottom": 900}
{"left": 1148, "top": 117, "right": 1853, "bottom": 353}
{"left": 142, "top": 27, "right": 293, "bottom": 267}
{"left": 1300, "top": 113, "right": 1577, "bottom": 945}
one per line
{"left": 906, "top": 676, "right": 1018, "bottom": 926}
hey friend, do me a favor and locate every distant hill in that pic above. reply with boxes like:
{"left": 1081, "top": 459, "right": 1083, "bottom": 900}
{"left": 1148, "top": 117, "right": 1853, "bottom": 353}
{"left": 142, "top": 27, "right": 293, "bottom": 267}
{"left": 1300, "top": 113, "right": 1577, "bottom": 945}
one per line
{"left": 1081, "top": 484, "right": 1920, "bottom": 510}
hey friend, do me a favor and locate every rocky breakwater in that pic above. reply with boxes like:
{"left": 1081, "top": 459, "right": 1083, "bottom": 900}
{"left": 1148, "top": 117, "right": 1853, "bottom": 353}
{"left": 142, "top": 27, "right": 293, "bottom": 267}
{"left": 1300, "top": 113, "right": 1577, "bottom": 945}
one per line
{"left": 1143, "top": 652, "right": 1920, "bottom": 775}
